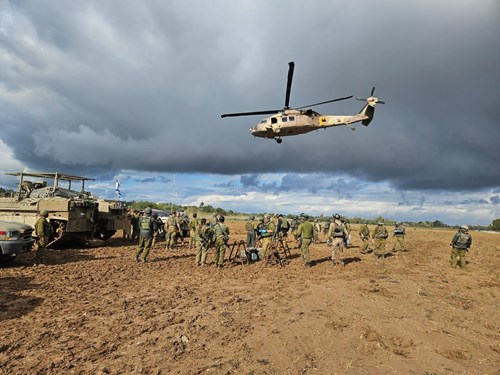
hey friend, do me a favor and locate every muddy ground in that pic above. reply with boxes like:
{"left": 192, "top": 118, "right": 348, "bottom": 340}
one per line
{"left": 1, "top": 222, "right": 499, "bottom": 374}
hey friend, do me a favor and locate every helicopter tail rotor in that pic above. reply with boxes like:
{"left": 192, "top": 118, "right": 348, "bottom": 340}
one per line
{"left": 356, "top": 87, "right": 385, "bottom": 126}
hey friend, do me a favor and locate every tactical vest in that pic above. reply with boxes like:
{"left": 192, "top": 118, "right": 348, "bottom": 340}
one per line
{"left": 394, "top": 226, "right": 405, "bottom": 236}
{"left": 332, "top": 222, "right": 344, "bottom": 237}
{"left": 376, "top": 226, "right": 388, "bottom": 238}
{"left": 245, "top": 221, "right": 254, "bottom": 232}
{"left": 139, "top": 217, "right": 153, "bottom": 231}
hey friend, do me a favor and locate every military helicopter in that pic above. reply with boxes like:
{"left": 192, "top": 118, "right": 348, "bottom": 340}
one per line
{"left": 221, "top": 62, "right": 385, "bottom": 143}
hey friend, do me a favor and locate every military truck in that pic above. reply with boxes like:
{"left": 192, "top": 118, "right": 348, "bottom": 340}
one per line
{"left": 0, "top": 172, "right": 127, "bottom": 247}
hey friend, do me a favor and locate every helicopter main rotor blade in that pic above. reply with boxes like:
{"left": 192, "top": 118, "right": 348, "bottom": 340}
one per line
{"left": 370, "top": 86, "right": 376, "bottom": 96}
{"left": 284, "top": 61, "right": 295, "bottom": 109}
{"left": 221, "top": 109, "right": 281, "bottom": 118}
{"left": 295, "top": 95, "right": 353, "bottom": 110}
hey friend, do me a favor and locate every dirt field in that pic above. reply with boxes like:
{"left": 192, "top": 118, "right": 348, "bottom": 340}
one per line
{"left": 1, "top": 222, "right": 499, "bottom": 374}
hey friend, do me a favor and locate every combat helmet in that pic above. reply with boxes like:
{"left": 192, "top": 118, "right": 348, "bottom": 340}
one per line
{"left": 460, "top": 225, "right": 469, "bottom": 231}
{"left": 39, "top": 209, "right": 49, "bottom": 217}
{"left": 144, "top": 207, "right": 152, "bottom": 214}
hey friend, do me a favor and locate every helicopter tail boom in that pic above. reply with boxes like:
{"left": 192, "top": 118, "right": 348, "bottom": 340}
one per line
{"left": 355, "top": 87, "right": 385, "bottom": 126}
{"left": 358, "top": 102, "right": 375, "bottom": 126}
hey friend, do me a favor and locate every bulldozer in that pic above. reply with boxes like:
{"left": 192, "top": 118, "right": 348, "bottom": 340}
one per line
{"left": 0, "top": 172, "right": 127, "bottom": 248}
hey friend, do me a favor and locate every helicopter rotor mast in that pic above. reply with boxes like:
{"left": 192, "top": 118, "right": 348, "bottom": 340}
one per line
{"left": 284, "top": 61, "right": 294, "bottom": 109}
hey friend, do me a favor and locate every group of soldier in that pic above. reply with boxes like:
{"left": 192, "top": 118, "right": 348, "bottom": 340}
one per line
{"left": 243, "top": 213, "right": 409, "bottom": 268}
{"left": 29, "top": 207, "right": 472, "bottom": 270}
{"left": 130, "top": 207, "right": 473, "bottom": 270}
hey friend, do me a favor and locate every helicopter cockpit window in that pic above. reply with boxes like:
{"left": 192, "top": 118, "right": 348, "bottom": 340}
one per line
{"left": 282, "top": 117, "right": 288, "bottom": 122}
{"left": 271, "top": 117, "right": 278, "bottom": 124}
{"left": 288, "top": 116, "right": 295, "bottom": 121}
{"left": 260, "top": 119, "right": 267, "bottom": 124}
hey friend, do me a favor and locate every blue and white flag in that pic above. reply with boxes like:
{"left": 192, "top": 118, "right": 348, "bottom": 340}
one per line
{"left": 115, "top": 179, "right": 122, "bottom": 199}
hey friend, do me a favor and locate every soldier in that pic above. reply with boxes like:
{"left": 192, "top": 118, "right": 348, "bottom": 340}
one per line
{"left": 371, "top": 221, "right": 389, "bottom": 258}
{"left": 212, "top": 215, "right": 229, "bottom": 269}
{"left": 135, "top": 207, "right": 158, "bottom": 262}
{"left": 245, "top": 215, "right": 257, "bottom": 248}
{"left": 392, "top": 221, "right": 406, "bottom": 253}
{"left": 165, "top": 211, "right": 180, "bottom": 250}
{"left": 34, "top": 210, "right": 51, "bottom": 266}
{"left": 294, "top": 213, "right": 314, "bottom": 268}
{"left": 130, "top": 209, "right": 140, "bottom": 240}
{"left": 313, "top": 219, "right": 322, "bottom": 243}
{"left": 123, "top": 208, "right": 133, "bottom": 240}
{"left": 275, "top": 214, "right": 290, "bottom": 239}
{"left": 327, "top": 214, "right": 348, "bottom": 266}
{"left": 195, "top": 218, "right": 212, "bottom": 267}
{"left": 343, "top": 219, "right": 352, "bottom": 247}
{"left": 258, "top": 214, "right": 276, "bottom": 267}
{"left": 189, "top": 212, "right": 199, "bottom": 249}
{"left": 359, "top": 222, "right": 370, "bottom": 254}
{"left": 450, "top": 225, "right": 472, "bottom": 269}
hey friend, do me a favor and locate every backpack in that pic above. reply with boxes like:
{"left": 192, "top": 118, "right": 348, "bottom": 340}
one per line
{"left": 281, "top": 218, "right": 289, "bottom": 230}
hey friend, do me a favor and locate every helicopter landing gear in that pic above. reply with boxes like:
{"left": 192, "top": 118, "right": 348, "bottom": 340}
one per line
{"left": 275, "top": 137, "right": 283, "bottom": 144}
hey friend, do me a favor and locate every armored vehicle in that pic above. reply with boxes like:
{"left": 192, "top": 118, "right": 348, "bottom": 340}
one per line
{"left": 0, "top": 172, "right": 127, "bottom": 247}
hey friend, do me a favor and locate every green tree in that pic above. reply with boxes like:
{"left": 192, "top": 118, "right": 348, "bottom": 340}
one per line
{"left": 491, "top": 218, "right": 500, "bottom": 231}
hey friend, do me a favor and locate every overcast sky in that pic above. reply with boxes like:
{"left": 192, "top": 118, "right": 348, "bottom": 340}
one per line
{"left": 1, "top": 0, "right": 499, "bottom": 225}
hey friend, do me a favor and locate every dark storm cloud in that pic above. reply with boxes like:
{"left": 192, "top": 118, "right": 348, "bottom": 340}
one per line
{"left": 0, "top": 0, "right": 499, "bottom": 192}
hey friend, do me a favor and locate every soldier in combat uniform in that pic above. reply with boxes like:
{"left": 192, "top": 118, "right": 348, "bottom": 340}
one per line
{"left": 189, "top": 212, "right": 199, "bottom": 250}
{"left": 327, "top": 214, "right": 348, "bottom": 266}
{"left": 294, "top": 213, "right": 314, "bottom": 268}
{"left": 450, "top": 225, "right": 472, "bottom": 269}
{"left": 372, "top": 221, "right": 389, "bottom": 258}
{"left": 392, "top": 221, "right": 406, "bottom": 253}
{"left": 213, "top": 215, "right": 230, "bottom": 269}
{"left": 245, "top": 215, "right": 257, "bottom": 248}
{"left": 258, "top": 214, "right": 276, "bottom": 267}
{"left": 359, "top": 222, "right": 370, "bottom": 254}
{"left": 195, "top": 218, "right": 212, "bottom": 267}
{"left": 135, "top": 207, "right": 158, "bottom": 262}
{"left": 34, "top": 210, "right": 51, "bottom": 266}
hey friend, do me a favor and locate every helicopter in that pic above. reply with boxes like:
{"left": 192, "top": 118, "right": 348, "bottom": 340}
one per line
{"left": 221, "top": 62, "right": 385, "bottom": 143}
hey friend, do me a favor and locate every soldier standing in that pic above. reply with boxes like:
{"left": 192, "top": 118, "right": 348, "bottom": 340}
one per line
{"left": 328, "top": 214, "right": 348, "bottom": 266}
{"left": 359, "top": 222, "right": 370, "bottom": 254}
{"left": 189, "top": 212, "right": 199, "bottom": 249}
{"left": 245, "top": 215, "right": 257, "bottom": 248}
{"left": 258, "top": 214, "right": 276, "bottom": 267}
{"left": 343, "top": 219, "right": 352, "bottom": 247}
{"left": 313, "top": 219, "right": 322, "bottom": 243}
{"left": 371, "top": 222, "right": 389, "bottom": 258}
{"left": 130, "top": 210, "right": 140, "bottom": 240}
{"left": 195, "top": 218, "right": 212, "bottom": 267}
{"left": 213, "top": 215, "right": 229, "bottom": 269}
{"left": 165, "top": 211, "right": 180, "bottom": 250}
{"left": 450, "top": 225, "right": 472, "bottom": 269}
{"left": 294, "top": 213, "right": 314, "bottom": 268}
{"left": 135, "top": 207, "right": 157, "bottom": 262}
{"left": 392, "top": 222, "right": 406, "bottom": 253}
{"left": 34, "top": 210, "right": 51, "bottom": 266}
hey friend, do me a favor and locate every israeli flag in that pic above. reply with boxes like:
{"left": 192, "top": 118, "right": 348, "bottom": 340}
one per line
{"left": 115, "top": 179, "right": 122, "bottom": 199}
